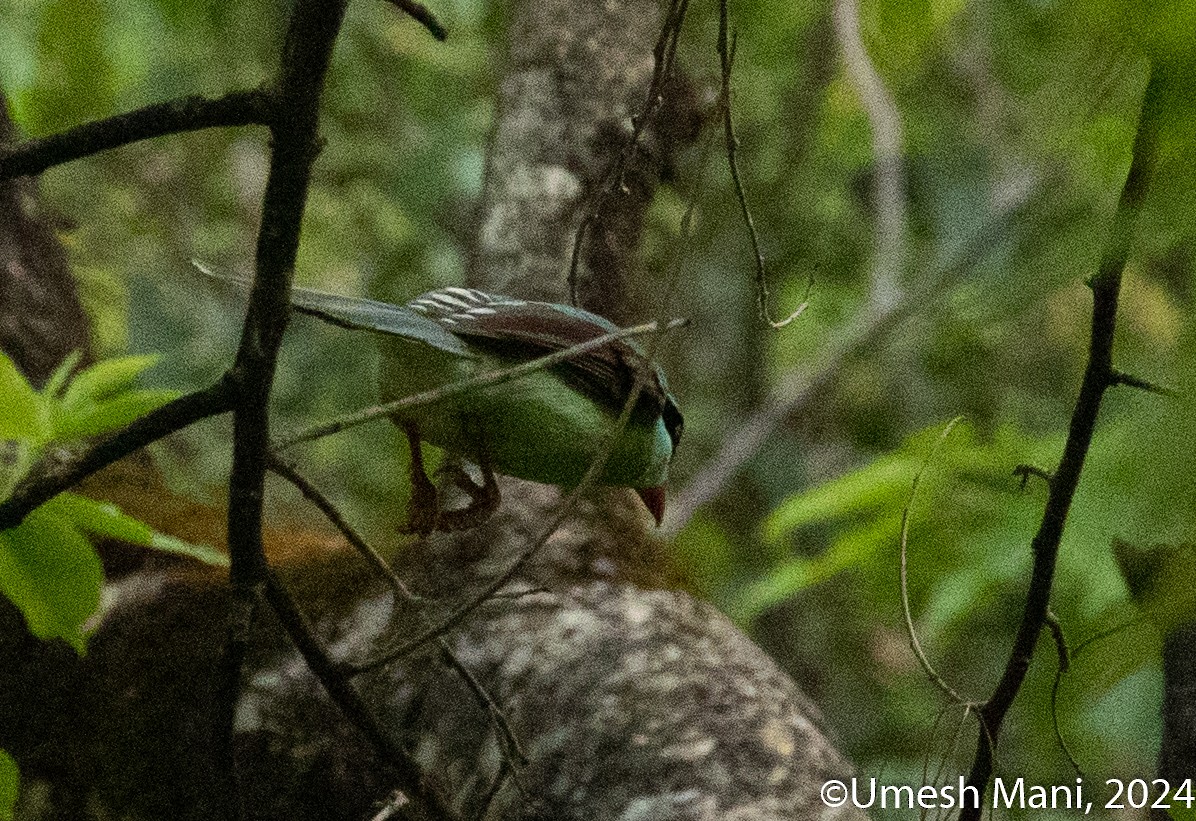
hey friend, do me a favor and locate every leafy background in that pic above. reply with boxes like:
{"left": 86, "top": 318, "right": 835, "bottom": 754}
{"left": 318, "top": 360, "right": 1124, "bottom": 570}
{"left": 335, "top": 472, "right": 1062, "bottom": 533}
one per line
{"left": 3, "top": 0, "right": 1195, "bottom": 817}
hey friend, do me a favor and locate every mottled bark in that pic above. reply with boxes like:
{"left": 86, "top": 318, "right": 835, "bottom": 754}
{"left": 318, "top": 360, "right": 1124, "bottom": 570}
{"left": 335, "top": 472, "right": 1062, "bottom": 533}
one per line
{"left": 436, "top": 0, "right": 859, "bottom": 817}
{"left": 0, "top": 90, "right": 90, "bottom": 386}
{"left": 470, "top": 0, "right": 700, "bottom": 324}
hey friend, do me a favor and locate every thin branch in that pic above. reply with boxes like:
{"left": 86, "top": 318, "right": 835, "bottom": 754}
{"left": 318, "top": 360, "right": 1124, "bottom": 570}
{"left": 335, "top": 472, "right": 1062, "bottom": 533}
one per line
{"left": 368, "top": 791, "right": 409, "bottom": 821}
{"left": 265, "top": 453, "right": 528, "bottom": 769}
{"left": 275, "top": 317, "right": 688, "bottom": 450}
{"left": 1043, "top": 610, "right": 1086, "bottom": 777}
{"left": 262, "top": 570, "right": 454, "bottom": 816}
{"left": 1012, "top": 464, "right": 1052, "bottom": 489}
{"left": 1110, "top": 369, "right": 1175, "bottom": 396}
{"left": 0, "top": 89, "right": 272, "bottom": 181}
{"left": 566, "top": 0, "right": 690, "bottom": 305}
{"left": 380, "top": 0, "right": 448, "bottom": 41}
{"left": 920, "top": 702, "right": 977, "bottom": 821}
{"left": 718, "top": 0, "right": 805, "bottom": 329}
{"left": 959, "top": 64, "right": 1160, "bottom": 820}
{"left": 0, "top": 375, "right": 237, "bottom": 530}
{"left": 265, "top": 454, "right": 408, "bottom": 595}
{"left": 1044, "top": 610, "right": 1069, "bottom": 674}
{"left": 899, "top": 417, "right": 970, "bottom": 705}
{"left": 660, "top": 176, "right": 1039, "bottom": 537}
{"left": 833, "top": 0, "right": 907, "bottom": 310}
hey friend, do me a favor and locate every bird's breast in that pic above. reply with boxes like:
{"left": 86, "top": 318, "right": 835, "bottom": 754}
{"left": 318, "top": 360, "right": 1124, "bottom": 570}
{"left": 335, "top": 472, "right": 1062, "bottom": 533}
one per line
{"left": 378, "top": 340, "right": 669, "bottom": 489}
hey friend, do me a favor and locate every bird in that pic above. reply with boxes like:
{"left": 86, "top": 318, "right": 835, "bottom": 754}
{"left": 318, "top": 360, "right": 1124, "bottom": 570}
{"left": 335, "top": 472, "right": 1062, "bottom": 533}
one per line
{"left": 198, "top": 266, "right": 683, "bottom": 535}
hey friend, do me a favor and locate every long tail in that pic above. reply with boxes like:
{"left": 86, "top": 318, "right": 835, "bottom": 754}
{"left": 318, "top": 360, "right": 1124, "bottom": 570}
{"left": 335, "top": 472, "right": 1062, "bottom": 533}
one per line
{"left": 191, "top": 260, "right": 471, "bottom": 355}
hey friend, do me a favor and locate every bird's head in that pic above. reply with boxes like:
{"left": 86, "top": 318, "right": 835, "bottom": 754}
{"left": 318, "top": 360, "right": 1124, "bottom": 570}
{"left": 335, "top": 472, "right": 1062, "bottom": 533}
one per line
{"left": 631, "top": 393, "right": 682, "bottom": 526}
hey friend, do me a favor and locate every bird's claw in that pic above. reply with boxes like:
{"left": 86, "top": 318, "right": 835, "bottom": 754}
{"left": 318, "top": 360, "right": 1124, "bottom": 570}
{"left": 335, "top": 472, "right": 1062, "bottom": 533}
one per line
{"left": 399, "top": 470, "right": 440, "bottom": 537}
{"left": 400, "top": 419, "right": 501, "bottom": 536}
{"left": 434, "top": 463, "right": 500, "bottom": 532}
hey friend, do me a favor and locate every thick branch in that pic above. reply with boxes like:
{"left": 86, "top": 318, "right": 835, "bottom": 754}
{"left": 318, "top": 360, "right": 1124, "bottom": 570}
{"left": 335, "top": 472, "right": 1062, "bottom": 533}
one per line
{"left": 210, "top": 1, "right": 461, "bottom": 818}
{"left": 0, "top": 89, "right": 272, "bottom": 181}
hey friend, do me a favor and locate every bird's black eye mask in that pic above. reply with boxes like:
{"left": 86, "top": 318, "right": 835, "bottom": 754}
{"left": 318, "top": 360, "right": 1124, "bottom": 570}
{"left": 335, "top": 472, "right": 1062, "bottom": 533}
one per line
{"left": 662, "top": 400, "right": 684, "bottom": 449}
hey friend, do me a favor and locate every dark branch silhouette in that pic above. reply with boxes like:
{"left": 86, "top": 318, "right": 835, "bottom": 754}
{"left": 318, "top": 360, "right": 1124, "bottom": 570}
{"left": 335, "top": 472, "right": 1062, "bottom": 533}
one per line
{"left": 380, "top": 0, "right": 448, "bottom": 41}
{"left": 0, "top": 89, "right": 272, "bottom": 181}
{"left": 0, "top": 376, "right": 237, "bottom": 530}
{"left": 959, "top": 63, "right": 1161, "bottom": 819}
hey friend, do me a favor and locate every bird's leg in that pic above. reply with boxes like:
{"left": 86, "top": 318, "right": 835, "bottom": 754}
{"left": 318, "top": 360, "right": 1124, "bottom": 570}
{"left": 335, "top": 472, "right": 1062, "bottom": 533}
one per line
{"left": 398, "top": 422, "right": 439, "bottom": 537}
{"left": 435, "top": 418, "right": 501, "bottom": 532}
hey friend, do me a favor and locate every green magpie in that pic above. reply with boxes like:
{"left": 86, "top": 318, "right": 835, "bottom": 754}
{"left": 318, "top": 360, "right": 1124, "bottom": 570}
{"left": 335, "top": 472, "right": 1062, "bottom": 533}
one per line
{"left": 202, "top": 268, "right": 683, "bottom": 534}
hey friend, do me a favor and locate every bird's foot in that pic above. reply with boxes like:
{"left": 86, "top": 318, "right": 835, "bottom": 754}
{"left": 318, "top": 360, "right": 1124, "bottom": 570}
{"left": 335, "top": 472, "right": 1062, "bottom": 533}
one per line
{"left": 399, "top": 472, "right": 440, "bottom": 537}
{"left": 435, "top": 464, "right": 501, "bottom": 532}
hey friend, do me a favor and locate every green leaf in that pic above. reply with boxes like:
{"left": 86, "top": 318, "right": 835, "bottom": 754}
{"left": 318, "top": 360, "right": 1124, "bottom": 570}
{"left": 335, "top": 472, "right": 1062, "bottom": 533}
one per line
{"left": 0, "top": 352, "right": 46, "bottom": 443}
{"left": 46, "top": 493, "right": 153, "bottom": 543}
{"left": 762, "top": 455, "right": 918, "bottom": 544}
{"left": 54, "top": 388, "right": 179, "bottom": 440}
{"left": 0, "top": 506, "right": 103, "bottom": 652}
{"left": 40, "top": 350, "right": 82, "bottom": 401}
{"left": 1170, "top": 802, "right": 1196, "bottom": 821}
{"left": 0, "top": 749, "right": 16, "bottom": 821}
{"left": 49, "top": 493, "right": 227, "bottom": 568}
{"left": 736, "top": 512, "right": 901, "bottom": 621}
{"left": 59, "top": 354, "right": 161, "bottom": 413}
{"left": 148, "top": 532, "right": 229, "bottom": 568}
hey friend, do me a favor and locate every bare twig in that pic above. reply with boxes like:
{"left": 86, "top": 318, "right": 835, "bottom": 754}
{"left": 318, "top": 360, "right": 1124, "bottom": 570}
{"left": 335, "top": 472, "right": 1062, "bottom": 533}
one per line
{"left": 265, "top": 454, "right": 408, "bottom": 595}
{"left": 0, "top": 89, "right": 272, "bottom": 181}
{"left": 899, "top": 416, "right": 970, "bottom": 705}
{"left": 718, "top": 0, "right": 806, "bottom": 329}
{"left": 661, "top": 180, "right": 1037, "bottom": 537}
{"left": 1109, "top": 369, "right": 1175, "bottom": 396}
{"left": 275, "top": 317, "right": 687, "bottom": 450}
{"left": 0, "top": 375, "right": 237, "bottom": 530}
{"left": 368, "top": 791, "right": 409, "bottom": 821}
{"left": 959, "top": 64, "right": 1161, "bottom": 819}
{"left": 920, "top": 702, "right": 976, "bottom": 821}
{"left": 265, "top": 453, "right": 528, "bottom": 769}
{"left": 566, "top": 0, "right": 690, "bottom": 305}
{"left": 380, "top": 0, "right": 447, "bottom": 41}
{"left": 262, "top": 569, "right": 452, "bottom": 815}
{"left": 832, "top": 0, "right": 907, "bottom": 310}
{"left": 1043, "top": 610, "right": 1086, "bottom": 777}
{"left": 1013, "top": 464, "right": 1052, "bottom": 489}
{"left": 1044, "top": 610, "right": 1069, "bottom": 674}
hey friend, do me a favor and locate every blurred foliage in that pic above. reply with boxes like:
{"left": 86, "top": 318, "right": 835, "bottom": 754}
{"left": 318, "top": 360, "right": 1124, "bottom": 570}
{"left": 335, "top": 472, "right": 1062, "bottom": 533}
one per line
{"left": 0, "top": 350, "right": 223, "bottom": 650}
{"left": 3, "top": 0, "right": 1196, "bottom": 815}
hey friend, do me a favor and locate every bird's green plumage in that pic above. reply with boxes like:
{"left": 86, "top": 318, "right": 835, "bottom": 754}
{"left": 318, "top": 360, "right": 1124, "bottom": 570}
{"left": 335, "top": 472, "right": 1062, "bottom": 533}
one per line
{"left": 198, "top": 266, "right": 682, "bottom": 493}
{"left": 377, "top": 332, "right": 673, "bottom": 488}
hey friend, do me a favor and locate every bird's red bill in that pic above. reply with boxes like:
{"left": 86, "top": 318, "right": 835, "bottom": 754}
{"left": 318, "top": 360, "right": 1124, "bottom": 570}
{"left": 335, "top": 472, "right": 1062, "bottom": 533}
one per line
{"left": 636, "top": 485, "right": 666, "bottom": 527}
